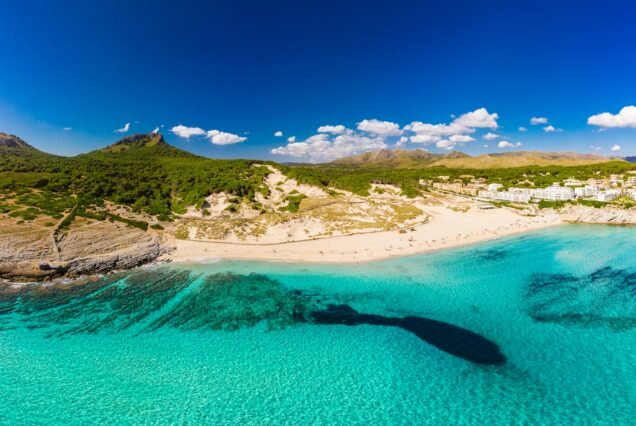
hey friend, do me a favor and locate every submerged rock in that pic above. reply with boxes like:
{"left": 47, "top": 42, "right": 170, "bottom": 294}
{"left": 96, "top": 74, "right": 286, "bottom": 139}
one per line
{"left": 0, "top": 269, "right": 506, "bottom": 365}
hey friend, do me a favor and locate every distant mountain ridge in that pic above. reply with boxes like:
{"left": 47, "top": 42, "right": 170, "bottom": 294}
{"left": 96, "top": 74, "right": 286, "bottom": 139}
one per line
{"left": 0, "top": 133, "right": 37, "bottom": 151}
{"left": 329, "top": 149, "right": 620, "bottom": 169}
{"left": 332, "top": 149, "right": 450, "bottom": 167}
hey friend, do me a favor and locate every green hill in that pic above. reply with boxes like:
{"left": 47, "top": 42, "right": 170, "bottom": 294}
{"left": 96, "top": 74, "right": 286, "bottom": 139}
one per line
{"left": 84, "top": 133, "right": 197, "bottom": 159}
{"left": 0, "top": 133, "right": 271, "bottom": 218}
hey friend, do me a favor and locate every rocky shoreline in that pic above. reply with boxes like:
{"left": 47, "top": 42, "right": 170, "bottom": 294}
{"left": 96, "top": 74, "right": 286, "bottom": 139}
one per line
{"left": 0, "top": 221, "right": 174, "bottom": 283}
{"left": 559, "top": 205, "right": 636, "bottom": 225}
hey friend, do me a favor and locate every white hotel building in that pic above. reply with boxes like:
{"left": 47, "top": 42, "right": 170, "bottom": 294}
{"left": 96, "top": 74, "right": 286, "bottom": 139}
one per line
{"left": 531, "top": 186, "right": 574, "bottom": 201}
{"left": 574, "top": 185, "right": 599, "bottom": 198}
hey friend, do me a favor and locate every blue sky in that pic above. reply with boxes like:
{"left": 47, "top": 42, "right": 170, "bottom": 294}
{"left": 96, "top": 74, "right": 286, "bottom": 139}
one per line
{"left": 1, "top": 0, "right": 636, "bottom": 161}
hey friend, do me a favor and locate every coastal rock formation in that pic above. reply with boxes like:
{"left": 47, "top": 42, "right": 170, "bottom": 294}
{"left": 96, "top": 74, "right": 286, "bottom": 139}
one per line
{"left": 0, "top": 221, "right": 172, "bottom": 281}
{"left": 560, "top": 205, "right": 636, "bottom": 225}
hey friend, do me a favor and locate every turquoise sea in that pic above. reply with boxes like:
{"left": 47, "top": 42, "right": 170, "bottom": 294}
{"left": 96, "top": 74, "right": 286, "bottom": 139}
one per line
{"left": 1, "top": 224, "right": 636, "bottom": 424}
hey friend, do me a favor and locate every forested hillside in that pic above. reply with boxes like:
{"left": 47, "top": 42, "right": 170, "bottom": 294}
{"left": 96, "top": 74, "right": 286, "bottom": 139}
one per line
{"left": 0, "top": 133, "right": 271, "bottom": 218}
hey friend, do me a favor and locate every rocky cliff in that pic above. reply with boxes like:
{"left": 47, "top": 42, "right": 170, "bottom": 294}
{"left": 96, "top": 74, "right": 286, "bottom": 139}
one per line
{"left": 0, "top": 221, "right": 172, "bottom": 282}
{"left": 560, "top": 205, "right": 636, "bottom": 225}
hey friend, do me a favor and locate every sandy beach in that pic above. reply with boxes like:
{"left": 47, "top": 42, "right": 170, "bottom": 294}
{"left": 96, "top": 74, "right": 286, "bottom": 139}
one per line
{"left": 170, "top": 205, "right": 562, "bottom": 264}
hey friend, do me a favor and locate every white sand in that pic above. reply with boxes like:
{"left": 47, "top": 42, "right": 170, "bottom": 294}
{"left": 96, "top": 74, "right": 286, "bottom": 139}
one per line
{"left": 170, "top": 205, "right": 562, "bottom": 264}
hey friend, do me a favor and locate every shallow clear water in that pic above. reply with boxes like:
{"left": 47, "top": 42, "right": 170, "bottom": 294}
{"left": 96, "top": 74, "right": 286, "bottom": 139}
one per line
{"left": 1, "top": 224, "right": 636, "bottom": 424}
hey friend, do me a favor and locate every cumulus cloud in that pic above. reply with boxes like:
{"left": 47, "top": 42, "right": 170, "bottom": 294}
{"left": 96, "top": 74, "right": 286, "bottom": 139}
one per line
{"left": 115, "top": 122, "right": 131, "bottom": 133}
{"left": 274, "top": 131, "right": 283, "bottom": 137}
{"left": 317, "top": 124, "right": 346, "bottom": 134}
{"left": 271, "top": 129, "right": 387, "bottom": 162}
{"left": 206, "top": 130, "right": 247, "bottom": 145}
{"left": 404, "top": 107, "right": 498, "bottom": 150}
{"left": 543, "top": 125, "right": 562, "bottom": 133}
{"left": 452, "top": 108, "right": 499, "bottom": 129}
{"left": 449, "top": 134, "right": 475, "bottom": 143}
{"left": 588, "top": 106, "right": 636, "bottom": 128}
{"left": 436, "top": 139, "right": 456, "bottom": 150}
{"left": 518, "top": 126, "right": 528, "bottom": 132}
{"left": 272, "top": 109, "right": 499, "bottom": 160}
{"left": 483, "top": 132, "right": 500, "bottom": 140}
{"left": 357, "top": 119, "right": 402, "bottom": 136}
{"left": 151, "top": 127, "right": 160, "bottom": 134}
{"left": 498, "top": 140, "right": 522, "bottom": 148}
{"left": 611, "top": 144, "right": 622, "bottom": 152}
{"left": 530, "top": 117, "right": 548, "bottom": 125}
{"left": 171, "top": 125, "right": 206, "bottom": 138}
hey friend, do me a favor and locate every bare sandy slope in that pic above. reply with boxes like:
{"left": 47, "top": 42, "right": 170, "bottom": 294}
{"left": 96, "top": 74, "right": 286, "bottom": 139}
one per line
{"left": 170, "top": 205, "right": 562, "bottom": 264}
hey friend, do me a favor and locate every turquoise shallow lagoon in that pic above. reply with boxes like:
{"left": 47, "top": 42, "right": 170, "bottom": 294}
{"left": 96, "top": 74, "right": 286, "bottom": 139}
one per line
{"left": 1, "top": 224, "right": 636, "bottom": 424}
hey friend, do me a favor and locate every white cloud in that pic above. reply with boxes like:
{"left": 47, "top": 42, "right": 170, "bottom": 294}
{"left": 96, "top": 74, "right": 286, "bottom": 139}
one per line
{"left": 405, "top": 108, "right": 498, "bottom": 147}
{"left": 453, "top": 108, "right": 499, "bottom": 129}
{"left": 171, "top": 125, "right": 205, "bottom": 138}
{"left": 274, "top": 131, "right": 283, "bottom": 137}
{"left": 483, "top": 132, "right": 500, "bottom": 140}
{"left": 357, "top": 119, "right": 403, "bottom": 136}
{"left": 151, "top": 127, "right": 160, "bottom": 134}
{"left": 115, "top": 122, "right": 130, "bottom": 133}
{"left": 449, "top": 134, "right": 475, "bottom": 143}
{"left": 436, "top": 139, "right": 456, "bottom": 150}
{"left": 543, "top": 125, "right": 562, "bottom": 133}
{"left": 206, "top": 130, "right": 247, "bottom": 145}
{"left": 273, "top": 108, "right": 499, "bottom": 159}
{"left": 483, "top": 144, "right": 489, "bottom": 148}
{"left": 271, "top": 130, "right": 386, "bottom": 162}
{"left": 409, "top": 133, "right": 440, "bottom": 144}
{"left": 530, "top": 117, "right": 548, "bottom": 125}
{"left": 498, "top": 140, "right": 522, "bottom": 149}
{"left": 611, "top": 144, "right": 622, "bottom": 152}
{"left": 518, "top": 126, "right": 528, "bottom": 132}
{"left": 317, "top": 124, "right": 346, "bottom": 134}
{"left": 588, "top": 106, "right": 636, "bottom": 128}
{"left": 63, "top": 127, "right": 72, "bottom": 131}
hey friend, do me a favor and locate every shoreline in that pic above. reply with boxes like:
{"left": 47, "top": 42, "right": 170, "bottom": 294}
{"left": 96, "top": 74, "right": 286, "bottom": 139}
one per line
{"left": 170, "top": 207, "right": 563, "bottom": 265}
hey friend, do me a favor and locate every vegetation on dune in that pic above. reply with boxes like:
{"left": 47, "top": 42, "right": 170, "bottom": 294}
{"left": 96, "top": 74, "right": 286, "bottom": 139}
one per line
{"left": 283, "top": 161, "right": 636, "bottom": 197}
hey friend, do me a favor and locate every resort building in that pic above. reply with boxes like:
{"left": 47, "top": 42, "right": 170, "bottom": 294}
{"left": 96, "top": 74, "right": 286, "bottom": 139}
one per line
{"left": 595, "top": 189, "right": 621, "bottom": 202}
{"left": 478, "top": 188, "right": 531, "bottom": 203}
{"left": 574, "top": 185, "right": 599, "bottom": 198}
{"left": 531, "top": 186, "right": 574, "bottom": 201}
